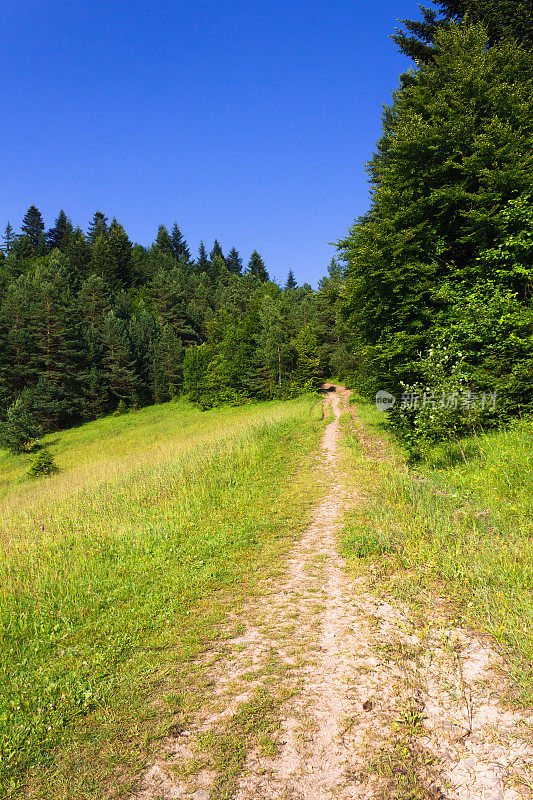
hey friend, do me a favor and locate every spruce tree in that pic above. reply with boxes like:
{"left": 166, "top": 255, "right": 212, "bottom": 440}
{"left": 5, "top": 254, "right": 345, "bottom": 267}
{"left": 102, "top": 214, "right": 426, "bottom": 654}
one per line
{"left": 2, "top": 223, "right": 15, "bottom": 254}
{"left": 102, "top": 311, "right": 138, "bottom": 405}
{"left": 210, "top": 239, "right": 224, "bottom": 262}
{"left": 226, "top": 247, "right": 243, "bottom": 274}
{"left": 170, "top": 223, "right": 191, "bottom": 262}
{"left": 46, "top": 210, "right": 73, "bottom": 251}
{"left": 87, "top": 211, "right": 109, "bottom": 244}
{"left": 196, "top": 241, "right": 210, "bottom": 275}
{"left": 285, "top": 269, "right": 297, "bottom": 289}
{"left": 247, "top": 250, "right": 269, "bottom": 282}
{"left": 90, "top": 235, "right": 116, "bottom": 287}
{"left": 11, "top": 236, "right": 34, "bottom": 260}
{"left": 21, "top": 205, "right": 45, "bottom": 251}
{"left": 1, "top": 277, "right": 36, "bottom": 396}
{"left": 153, "top": 225, "right": 173, "bottom": 255}
{"left": 30, "top": 268, "right": 85, "bottom": 420}
{"left": 78, "top": 274, "right": 112, "bottom": 333}
{"left": 0, "top": 397, "right": 41, "bottom": 453}
{"left": 108, "top": 218, "right": 132, "bottom": 286}
{"left": 150, "top": 323, "right": 183, "bottom": 401}
{"left": 66, "top": 227, "right": 91, "bottom": 280}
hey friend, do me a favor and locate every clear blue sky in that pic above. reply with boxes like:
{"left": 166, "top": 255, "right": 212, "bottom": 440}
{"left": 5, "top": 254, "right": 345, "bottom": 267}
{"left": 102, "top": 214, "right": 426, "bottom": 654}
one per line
{"left": 0, "top": 0, "right": 420, "bottom": 286}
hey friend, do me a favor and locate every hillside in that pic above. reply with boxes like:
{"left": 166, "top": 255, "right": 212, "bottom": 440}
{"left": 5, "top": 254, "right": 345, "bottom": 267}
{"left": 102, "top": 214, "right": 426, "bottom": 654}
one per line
{"left": 2, "top": 389, "right": 532, "bottom": 798}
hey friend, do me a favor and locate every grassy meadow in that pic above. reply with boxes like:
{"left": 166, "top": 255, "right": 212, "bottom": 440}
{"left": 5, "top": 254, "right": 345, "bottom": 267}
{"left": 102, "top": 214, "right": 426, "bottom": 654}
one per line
{"left": 0, "top": 395, "right": 325, "bottom": 798}
{"left": 341, "top": 399, "right": 533, "bottom": 705}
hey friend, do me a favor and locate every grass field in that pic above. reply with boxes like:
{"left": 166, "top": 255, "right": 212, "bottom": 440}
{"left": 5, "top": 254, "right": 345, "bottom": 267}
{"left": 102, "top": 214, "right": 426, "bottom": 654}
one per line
{"left": 341, "top": 400, "right": 533, "bottom": 706}
{"left": 0, "top": 395, "right": 324, "bottom": 798}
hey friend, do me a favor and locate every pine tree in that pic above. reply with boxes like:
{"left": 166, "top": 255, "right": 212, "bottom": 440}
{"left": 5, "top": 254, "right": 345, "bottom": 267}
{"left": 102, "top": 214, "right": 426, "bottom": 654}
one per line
{"left": 102, "top": 311, "right": 138, "bottom": 405}
{"left": 196, "top": 241, "right": 210, "bottom": 275}
{"left": 210, "top": 239, "right": 224, "bottom": 262}
{"left": 150, "top": 323, "right": 183, "bottom": 401}
{"left": 285, "top": 269, "right": 297, "bottom": 289}
{"left": 1, "top": 277, "right": 36, "bottom": 396}
{"left": 209, "top": 254, "right": 226, "bottom": 283}
{"left": 46, "top": 210, "right": 73, "bottom": 251}
{"left": 292, "top": 325, "right": 321, "bottom": 385}
{"left": 258, "top": 292, "right": 288, "bottom": 396}
{"left": 12, "top": 236, "right": 34, "bottom": 260}
{"left": 90, "top": 235, "right": 116, "bottom": 287}
{"left": 66, "top": 227, "right": 91, "bottom": 280}
{"left": 108, "top": 218, "right": 132, "bottom": 286}
{"left": 2, "top": 223, "right": 15, "bottom": 254}
{"left": 247, "top": 250, "right": 269, "bottom": 282}
{"left": 149, "top": 267, "right": 199, "bottom": 344}
{"left": 78, "top": 274, "right": 112, "bottom": 333}
{"left": 21, "top": 205, "right": 45, "bottom": 251}
{"left": 0, "top": 397, "right": 41, "bottom": 453}
{"left": 30, "top": 268, "right": 85, "bottom": 418}
{"left": 226, "top": 247, "right": 243, "bottom": 274}
{"left": 87, "top": 211, "right": 109, "bottom": 244}
{"left": 170, "top": 223, "right": 191, "bottom": 262}
{"left": 153, "top": 225, "right": 173, "bottom": 255}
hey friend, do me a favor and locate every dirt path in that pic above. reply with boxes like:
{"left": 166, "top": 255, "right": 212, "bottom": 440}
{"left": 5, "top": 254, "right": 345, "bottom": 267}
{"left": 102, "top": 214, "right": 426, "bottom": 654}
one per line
{"left": 131, "top": 387, "right": 533, "bottom": 800}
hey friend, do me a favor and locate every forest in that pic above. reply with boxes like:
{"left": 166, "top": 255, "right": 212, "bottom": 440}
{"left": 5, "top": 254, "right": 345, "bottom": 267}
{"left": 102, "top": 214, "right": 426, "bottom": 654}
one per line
{"left": 0, "top": 209, "right": 345, "bottom": 452}
{"left": 1, "top": 0, "right": 532, "bottom": 455}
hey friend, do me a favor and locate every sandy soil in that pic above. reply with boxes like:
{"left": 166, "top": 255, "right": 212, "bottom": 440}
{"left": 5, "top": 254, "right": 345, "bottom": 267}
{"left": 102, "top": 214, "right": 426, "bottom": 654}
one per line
{"left": 130, "top": 387, "right": 533, "bottom": 800}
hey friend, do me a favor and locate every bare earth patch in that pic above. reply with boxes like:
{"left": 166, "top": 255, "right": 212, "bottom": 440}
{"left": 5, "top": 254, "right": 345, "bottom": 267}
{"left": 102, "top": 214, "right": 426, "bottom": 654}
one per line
{"left": 130, "top": 387, "right": 533, "bottom": 800}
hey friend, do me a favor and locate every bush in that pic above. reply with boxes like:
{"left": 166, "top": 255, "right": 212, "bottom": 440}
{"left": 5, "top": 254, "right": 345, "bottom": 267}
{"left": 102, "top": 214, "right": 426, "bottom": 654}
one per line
{"left": 28, "top": 449, "right": 59, "bottom": 477}
{"left": 113, "top": 400, "right": 128, "bottom": 416}
{"left": 387, "top": 344, "right": 499, "bottom": 459}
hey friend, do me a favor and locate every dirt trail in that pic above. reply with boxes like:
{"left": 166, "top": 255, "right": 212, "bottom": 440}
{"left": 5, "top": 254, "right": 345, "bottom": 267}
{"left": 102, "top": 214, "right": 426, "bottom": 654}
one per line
{"left": 131, "top": 387, "right": 533, "bottom": 800}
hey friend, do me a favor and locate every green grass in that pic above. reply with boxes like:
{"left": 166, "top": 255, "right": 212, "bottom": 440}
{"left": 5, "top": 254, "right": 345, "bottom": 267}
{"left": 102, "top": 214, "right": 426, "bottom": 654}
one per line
{"left": 341, "top": 401, "right": 533, "bottom": 705}
{"left": 0, "top": 395, "right": 325, "bottom": 798}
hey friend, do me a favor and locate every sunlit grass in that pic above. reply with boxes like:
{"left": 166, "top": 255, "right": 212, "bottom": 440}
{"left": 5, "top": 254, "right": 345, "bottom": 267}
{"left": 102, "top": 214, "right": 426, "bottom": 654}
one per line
{"left": 0, "top": 395, "right": 324, "bottom": 797}
{"left": 341, "top": 401, "right": 533, "bottom": 705}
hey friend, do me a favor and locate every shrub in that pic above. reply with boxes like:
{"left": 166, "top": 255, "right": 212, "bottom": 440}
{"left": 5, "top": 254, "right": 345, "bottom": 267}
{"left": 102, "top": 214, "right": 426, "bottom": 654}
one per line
{"left": 387, "top": 344, "right": 499, "bottom": 459}
{"left": 113, "top": 400, "right": 128, "bottom": 416}
{"left": 28, "top": 449, "right": 59, "bottom": 477}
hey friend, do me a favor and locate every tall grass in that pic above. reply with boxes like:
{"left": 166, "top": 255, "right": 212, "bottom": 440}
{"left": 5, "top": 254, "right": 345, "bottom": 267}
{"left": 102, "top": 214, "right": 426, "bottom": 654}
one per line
{"left": 0, "top": 396, "right": 323, "bottom": 797}
{"left": 341, "top": 403, "right": 533, "bottom": 705}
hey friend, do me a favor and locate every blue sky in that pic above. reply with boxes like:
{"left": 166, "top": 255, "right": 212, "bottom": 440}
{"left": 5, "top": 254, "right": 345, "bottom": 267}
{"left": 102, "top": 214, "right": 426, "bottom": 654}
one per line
{"left": 0, "top": 0, "right": 420, "bottom": 286}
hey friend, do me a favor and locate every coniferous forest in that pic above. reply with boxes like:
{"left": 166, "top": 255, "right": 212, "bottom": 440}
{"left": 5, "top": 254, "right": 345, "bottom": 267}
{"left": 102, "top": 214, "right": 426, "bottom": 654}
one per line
{"left": 1, "top": 0, "right": 532, "bottom": 454}
{"left": 0, "top": 208, "right": 347, "bottom": 451}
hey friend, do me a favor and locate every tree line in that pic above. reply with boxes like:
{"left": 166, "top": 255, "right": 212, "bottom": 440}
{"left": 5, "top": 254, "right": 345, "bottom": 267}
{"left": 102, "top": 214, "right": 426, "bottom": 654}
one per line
{"left": 336, "top": 0, "right": 533, "bottom": 449}
{"left": 0, "top": 208, "right": 347, "bottom": 451}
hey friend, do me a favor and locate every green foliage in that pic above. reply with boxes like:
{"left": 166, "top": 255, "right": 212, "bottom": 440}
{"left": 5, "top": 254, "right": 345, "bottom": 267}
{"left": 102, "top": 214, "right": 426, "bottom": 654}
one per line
{"left": 0, "top": 398, "right": 41, "bottom": 453}
{"left": 2, "top": 223, "right": 15, "bottom": 254}
{"left": 393, "top": 0, "right": 533, "bottom": 66}
{"left": 247, "top": 249, "right": 269, "bottom": 282}
{"left": 339, "top": 22, "right": 533, "bottom": 421}
{"left": 46, "top": 210, "right": 73, "bottom": 251}
{"left": 388, "top": 281, "right": 533, "bottom": 455}
{"left": 27, "top": 448, "right": 58, "bottom": 477}
{"left": 87, "top": 211, "right": 108, "bottom": 244}
{"left": 0, "top": 207, "right": 341, "bottom": 433}
{"left": 285, "top": 269, "right": 297, "bottom": 289}
{"left": 112, "top": 399, "right": 128, "bottom": 416}
{"left": 20, "top": 205, "right": 45, "bottom": 251}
